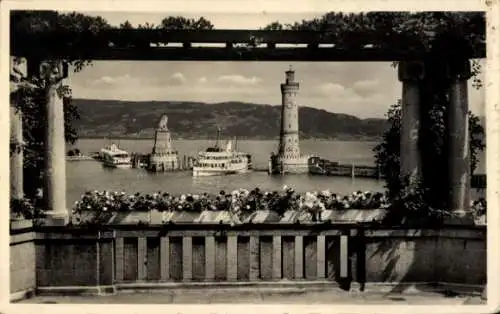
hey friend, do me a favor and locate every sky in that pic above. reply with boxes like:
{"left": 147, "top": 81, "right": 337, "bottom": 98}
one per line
{"left": 64, "top": 11, "right": 486, "bottom": 119}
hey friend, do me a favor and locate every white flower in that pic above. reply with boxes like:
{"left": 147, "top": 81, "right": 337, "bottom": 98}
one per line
{"left": 283, "top": 185, "right": 288, "bottom": 191}
{"left": 180, "top": 195, "right": 186, "bottom": 201}
{"left": 74, "top": 201, "right": 79, "bottom": 205}
{"left": 87, "top": 205, "right": 91, "bottom": 209}
{"left": 246, "top": 205, "right": 250, "bottom": 210}
{"left": 103, "top": 207, "right": 107, "bottom": 211}
{"left": 121, "top": 191, "right": 126, "bottom": 195}
{"left": 177, "top": 205, "right": 182, "bottom": 209}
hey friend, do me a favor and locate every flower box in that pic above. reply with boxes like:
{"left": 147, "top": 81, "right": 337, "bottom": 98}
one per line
{"left": 10, "top": 218, "right": 33, "bottom": 231}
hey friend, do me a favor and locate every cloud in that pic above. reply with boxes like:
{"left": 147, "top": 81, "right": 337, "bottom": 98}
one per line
{"left": 167, "top": 72, "right": 187, "bottom": 86}
{"left": 314, "top": 82, "right": 366, "bottom": 104}
{"left": 198, "top": 76, "right": 208, "bottom": 84}
{"left": 351, "top": 79, "right": 380, "bottom": 96}
{"left": 216, "top": 75, "right": 262, "bottom": 86}
{"left": 92, "top": 74, "right": 132, "bottom": 85}
{"left": 317, "top": 83, "right": 346, "bottom": 95}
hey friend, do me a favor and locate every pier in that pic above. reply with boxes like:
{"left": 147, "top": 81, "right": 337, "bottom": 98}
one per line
{"left": 131, "top": 153, "right": 194, "bottom": 171}
{"left": 126, "top": 153, "right": 486, "bottom": 189}
{"left": 308, "top": 158, "right": 382, "bottom": 179}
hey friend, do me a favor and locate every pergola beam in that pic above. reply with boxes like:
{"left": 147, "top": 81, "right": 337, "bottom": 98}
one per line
{"left": 13, "top": 47, "right": 440, "bottom": 62}
{"left": 11, "top": 29, "right": 486, "bottom": 61}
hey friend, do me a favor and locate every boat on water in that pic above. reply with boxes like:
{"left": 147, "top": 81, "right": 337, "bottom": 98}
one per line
{"left": 192, "top": 129, "right": 252, "bottom": 177}
{"left": 99, "top": 144, "right": 132, "bottom": 168}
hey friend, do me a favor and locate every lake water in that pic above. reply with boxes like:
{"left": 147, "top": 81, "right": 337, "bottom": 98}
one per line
{"left": 66, "top": 139, "right": 485, "bottom": 209}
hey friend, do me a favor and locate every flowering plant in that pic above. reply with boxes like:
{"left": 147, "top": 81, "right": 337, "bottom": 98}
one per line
{"left": 71, "top": 186, "right": 485, "bottom": 226}
{"left": 10, "top": 197, "right": 45, "bottom": 220}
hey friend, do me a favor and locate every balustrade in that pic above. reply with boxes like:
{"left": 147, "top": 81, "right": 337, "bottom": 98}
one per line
{"left": 110, "top": 232, "right": 349, "bottom": 283}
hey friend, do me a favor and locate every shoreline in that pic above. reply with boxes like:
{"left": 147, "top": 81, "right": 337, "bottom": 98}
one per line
{"left": 76, "top": 136, "right": 382, "bottom": 142}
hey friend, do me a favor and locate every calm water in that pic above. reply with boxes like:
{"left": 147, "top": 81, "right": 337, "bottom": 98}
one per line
{"left": 66, "top": 139, "right": 485, "bottom": 208}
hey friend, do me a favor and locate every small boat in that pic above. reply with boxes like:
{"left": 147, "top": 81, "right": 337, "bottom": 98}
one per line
{"left": 192, "top": 129, "right": 251, "bottom": 177}
{"left": 99, "top": 144, "right": 132, "bottom": 168}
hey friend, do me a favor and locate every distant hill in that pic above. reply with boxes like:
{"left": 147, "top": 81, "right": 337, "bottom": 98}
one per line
{"left": 71, "top": 99, "right": 389, "bottom": 140}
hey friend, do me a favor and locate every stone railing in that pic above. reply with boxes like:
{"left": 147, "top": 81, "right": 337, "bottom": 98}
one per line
{"left": 10, "top": 215, "right": 486, "bottom": 299}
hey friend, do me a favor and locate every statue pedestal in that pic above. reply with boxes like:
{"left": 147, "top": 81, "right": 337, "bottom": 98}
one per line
{"left": 149, "top": 114, "right": 179, "bottom": 172}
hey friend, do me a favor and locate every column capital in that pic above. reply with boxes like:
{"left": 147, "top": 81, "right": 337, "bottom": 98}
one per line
{"left": 398, "top": 61, "right": 425, "bottom": 82}
{"left": 445, "top": 59, "right": 472, "bottom": 81}
{"left": 27, "top": 59, "right": 69, "bottom": 82}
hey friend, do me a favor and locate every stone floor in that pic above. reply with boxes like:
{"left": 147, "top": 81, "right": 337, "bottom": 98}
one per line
{"left": 15, "top": 287, "right": 486, "bottom": 305}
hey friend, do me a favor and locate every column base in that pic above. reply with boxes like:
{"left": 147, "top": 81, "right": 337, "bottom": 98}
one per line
{"left": 43, "top": 210, "right": 69, "bottom": 226}
{"left": 481, "top": 285, "right": 486, "bottom": 300}
{"left": 443, "top": 210, "right": 475, "bottom": 226}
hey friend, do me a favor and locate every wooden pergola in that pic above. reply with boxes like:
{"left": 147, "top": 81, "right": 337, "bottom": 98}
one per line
{"left": 10, "top": 28, "right": 486, "bottom": 225}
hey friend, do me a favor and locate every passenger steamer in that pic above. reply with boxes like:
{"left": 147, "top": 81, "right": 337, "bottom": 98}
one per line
{"left": 99, "top": 144, "right": 132, "bottom": 168}
{"left": 192, "top": 129, "right": 252, "bottom": 177}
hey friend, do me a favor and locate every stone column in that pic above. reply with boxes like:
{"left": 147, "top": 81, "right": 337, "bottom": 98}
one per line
{"left": 447, "top": 59, "right": 472, "bottom": 211}
{"left": 42, "top": 61, "right": 69, "bottom": 225}
{"left": 398, "top": 61, "right": 425, "bottom": 186}
{"left": 10, "top": 57, "right": 26, "bottom": 201}
{"left": 10, "top": 106, "right": 24, "bottom": 200}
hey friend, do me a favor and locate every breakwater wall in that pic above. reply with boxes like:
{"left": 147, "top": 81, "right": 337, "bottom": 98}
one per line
{"left": 130, "top": 153, "right": 195, "bottom": 171}
{"left": 10, "top": 217, "right": 485, "bottom": 299}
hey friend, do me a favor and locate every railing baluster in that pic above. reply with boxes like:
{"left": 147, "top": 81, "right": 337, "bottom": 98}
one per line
{"left": 115, "top": 237, "right": 124, "bottom": 282}
{"left": 182, "top": 236, "right": 192, "bottom": 281}
{"left": 227, "top": 235, "right": 238, "bottom": 281}
{"left": 205, "top": 236, "right": 215, "bottom": 281}
{"left": 160, "top": 236, "right": 170, "bottom": 281}
{"left": 317, "top": 235, "right": 326, "bottom": 279}
{"left": 249, "top": 236, "right": 260, "bottom": 281}
{"left": 340, "top": 235, "right": 349, "bottom": 279}
{"left": 138, "top": 237, "right": 147, "bottom": 281}
{"left": 272, "top": 235, "right": 282, "bottom": 280}
{"left": 294, "top": 236, "right": 303, "bottom": 279}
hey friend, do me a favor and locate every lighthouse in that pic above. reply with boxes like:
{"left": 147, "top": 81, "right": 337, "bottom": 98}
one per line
{"left": 269, "top": 66, "right": 309, "bottom": 174}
